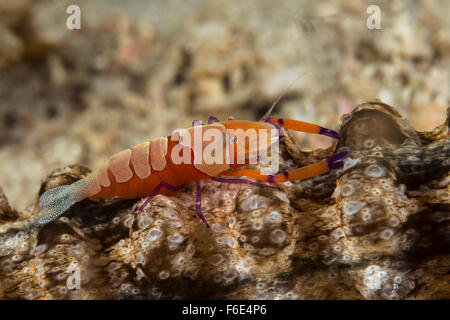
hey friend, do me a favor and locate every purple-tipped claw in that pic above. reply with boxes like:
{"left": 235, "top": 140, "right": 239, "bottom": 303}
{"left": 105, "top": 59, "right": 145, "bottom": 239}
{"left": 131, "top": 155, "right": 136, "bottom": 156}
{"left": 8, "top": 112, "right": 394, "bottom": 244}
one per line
{"left": 208, "top": 116, "right": 220, "bottom": 124}
{"left": 327, "top": 151, "right": 350, "bottom": 170}
{"left": 319, "top": 127, "right": 341, "bottom": 140}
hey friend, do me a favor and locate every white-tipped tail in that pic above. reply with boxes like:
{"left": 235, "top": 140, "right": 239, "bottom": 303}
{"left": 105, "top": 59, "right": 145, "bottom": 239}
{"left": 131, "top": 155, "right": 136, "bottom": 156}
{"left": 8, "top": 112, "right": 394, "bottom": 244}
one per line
{"left": 37, "top": 179, "right": 88, "bottom": 225}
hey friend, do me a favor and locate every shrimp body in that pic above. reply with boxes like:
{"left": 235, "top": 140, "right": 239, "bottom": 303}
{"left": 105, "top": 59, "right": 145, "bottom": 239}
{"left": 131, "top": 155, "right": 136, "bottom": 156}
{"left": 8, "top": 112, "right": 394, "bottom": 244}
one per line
{"left": 37, "top": 118, "right": 346, "bottom": 225}
{"left": 84, "top": 120, "right": 272, "bottom": 199}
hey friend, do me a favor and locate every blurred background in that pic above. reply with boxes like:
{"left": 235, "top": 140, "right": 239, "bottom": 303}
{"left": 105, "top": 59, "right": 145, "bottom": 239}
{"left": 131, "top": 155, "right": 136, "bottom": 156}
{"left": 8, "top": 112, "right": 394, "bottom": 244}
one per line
{"left": 0, "top": 0, "right": 448, "bottom": 211}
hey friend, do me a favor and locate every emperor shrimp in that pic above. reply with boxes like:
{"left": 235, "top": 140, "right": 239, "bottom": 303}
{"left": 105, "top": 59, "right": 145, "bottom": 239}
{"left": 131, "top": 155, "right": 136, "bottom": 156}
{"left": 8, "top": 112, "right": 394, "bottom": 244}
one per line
{"left": 37, "top": 116, "right": 348, "bottom": 227}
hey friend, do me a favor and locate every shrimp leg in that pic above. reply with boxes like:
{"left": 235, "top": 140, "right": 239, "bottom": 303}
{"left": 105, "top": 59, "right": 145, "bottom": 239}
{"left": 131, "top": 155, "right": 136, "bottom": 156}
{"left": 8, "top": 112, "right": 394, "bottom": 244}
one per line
{"left": 221, "top": 151, "right": 349, "bottom": 182}
{"left": 139, "top": 182, "right": 185, "bottom": 211}
{"left": 195, "top": 181, "right": 210, "bottom": 228}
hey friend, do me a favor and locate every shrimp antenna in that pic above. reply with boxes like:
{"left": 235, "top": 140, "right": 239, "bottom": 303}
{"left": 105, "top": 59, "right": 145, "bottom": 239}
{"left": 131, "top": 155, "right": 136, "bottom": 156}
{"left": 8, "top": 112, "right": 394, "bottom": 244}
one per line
{"left": 260, "top": 72, "right": 306, "bottom": 121}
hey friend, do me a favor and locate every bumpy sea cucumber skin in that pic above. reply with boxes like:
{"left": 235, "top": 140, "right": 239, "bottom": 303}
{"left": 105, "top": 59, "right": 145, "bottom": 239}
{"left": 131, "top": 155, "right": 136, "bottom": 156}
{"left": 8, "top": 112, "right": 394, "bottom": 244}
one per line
{"left": 0, "top": 102, "right": 449, "bottom": 300}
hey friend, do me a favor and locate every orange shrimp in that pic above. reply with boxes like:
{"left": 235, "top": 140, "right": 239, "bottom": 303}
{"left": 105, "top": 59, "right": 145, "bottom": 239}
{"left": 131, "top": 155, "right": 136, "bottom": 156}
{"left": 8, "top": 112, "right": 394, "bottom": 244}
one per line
{"left": 37, "top": 116, "right": 347, "bottom": 227}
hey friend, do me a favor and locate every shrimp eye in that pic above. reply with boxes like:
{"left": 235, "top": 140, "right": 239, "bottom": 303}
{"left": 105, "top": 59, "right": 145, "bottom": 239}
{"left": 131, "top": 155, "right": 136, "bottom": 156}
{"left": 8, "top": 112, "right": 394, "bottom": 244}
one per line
{"left": 231, "top": 137, "right": 238, "bottom": 144}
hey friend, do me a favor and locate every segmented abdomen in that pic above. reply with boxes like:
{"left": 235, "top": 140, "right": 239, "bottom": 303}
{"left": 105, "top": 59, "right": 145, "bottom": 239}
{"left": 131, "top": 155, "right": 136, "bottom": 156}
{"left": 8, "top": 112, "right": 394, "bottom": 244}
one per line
{"left": 85, "top": 136, "right": 209, "bottom": 200}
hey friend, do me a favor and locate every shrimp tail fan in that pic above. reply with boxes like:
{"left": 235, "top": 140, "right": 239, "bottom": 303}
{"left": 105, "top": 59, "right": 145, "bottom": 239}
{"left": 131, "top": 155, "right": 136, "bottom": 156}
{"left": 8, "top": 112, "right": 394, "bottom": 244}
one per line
{"left": 37, "top": 179, "right": 88, "bottom": 225}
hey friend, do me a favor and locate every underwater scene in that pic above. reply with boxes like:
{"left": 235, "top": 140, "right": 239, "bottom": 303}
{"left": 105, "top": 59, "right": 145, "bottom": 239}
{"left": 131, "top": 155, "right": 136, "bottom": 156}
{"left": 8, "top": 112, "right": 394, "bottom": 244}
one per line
{"left": 0, "top": 0, "right": 448, "bottom": 301}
